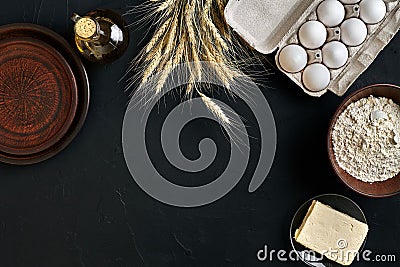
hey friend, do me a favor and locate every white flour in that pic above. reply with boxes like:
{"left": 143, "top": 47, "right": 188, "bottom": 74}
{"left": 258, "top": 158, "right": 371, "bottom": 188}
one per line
{"left": 332, "top": 96, "right": 400, "bottom": 183}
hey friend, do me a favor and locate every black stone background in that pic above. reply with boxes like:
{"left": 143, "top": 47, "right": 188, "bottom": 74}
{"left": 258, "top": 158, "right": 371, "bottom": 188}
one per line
{"left": 0, "top": 0, "right": 399, "bottom": 266}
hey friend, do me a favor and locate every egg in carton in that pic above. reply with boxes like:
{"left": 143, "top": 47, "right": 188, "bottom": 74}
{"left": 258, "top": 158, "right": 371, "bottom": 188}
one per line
{"left": 225, "top": 0, "right": 400, "bottom": 97}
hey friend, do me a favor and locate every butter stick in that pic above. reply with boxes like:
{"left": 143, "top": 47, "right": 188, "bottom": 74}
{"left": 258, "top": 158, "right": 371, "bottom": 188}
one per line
{"left": 294, "top": 200, "right": 369, "bottom": 266}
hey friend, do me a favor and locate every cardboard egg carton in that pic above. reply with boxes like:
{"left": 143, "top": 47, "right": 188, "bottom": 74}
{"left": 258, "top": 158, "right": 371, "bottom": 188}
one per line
{"left": 225, "top": 0, "right": 400, "bottom": 97}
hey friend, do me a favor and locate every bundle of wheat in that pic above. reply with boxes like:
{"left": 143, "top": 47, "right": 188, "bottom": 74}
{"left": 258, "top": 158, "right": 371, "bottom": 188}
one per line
{"left": 127, "top": 0, "right": 260, "bottom": 125}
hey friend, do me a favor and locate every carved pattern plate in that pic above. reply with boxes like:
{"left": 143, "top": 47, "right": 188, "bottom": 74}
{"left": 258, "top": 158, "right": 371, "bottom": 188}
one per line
{"left": 0, "top": 24, "right": 89, "bottom": 165}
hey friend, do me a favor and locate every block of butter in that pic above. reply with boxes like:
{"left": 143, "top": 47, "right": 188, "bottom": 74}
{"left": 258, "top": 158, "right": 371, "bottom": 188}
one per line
{"left": 294, "top": 200, "right": 369, "bottom": 266}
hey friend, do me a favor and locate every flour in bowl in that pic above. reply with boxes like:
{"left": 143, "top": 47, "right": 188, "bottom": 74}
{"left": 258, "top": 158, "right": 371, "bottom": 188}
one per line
{"left": 332, "top": 96, "right": 400, "bottom": 183}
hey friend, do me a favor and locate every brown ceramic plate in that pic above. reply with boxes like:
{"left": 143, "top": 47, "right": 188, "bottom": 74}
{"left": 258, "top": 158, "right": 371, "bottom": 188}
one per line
{"left": 328, "top": 84, "right": 400, "bottom": 198}
{"left": 0, "top": 24, "right": 89, "bottom": 165}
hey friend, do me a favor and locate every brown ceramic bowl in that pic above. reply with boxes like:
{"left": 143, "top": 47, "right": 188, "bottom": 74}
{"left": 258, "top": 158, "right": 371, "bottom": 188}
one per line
{"left": 328, "top": 84, "right": 400, "bottom": 198}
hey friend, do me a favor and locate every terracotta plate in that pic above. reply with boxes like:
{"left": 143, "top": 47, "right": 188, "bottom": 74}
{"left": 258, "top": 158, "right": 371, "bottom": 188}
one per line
{"left": 0, "top": 24, "right": 90, "bottom": 165}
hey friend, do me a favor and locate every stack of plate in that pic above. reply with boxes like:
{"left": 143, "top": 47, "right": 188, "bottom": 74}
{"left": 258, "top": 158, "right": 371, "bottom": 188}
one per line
{"left": 0, "top": 24, "right": 89, "bottom": 165}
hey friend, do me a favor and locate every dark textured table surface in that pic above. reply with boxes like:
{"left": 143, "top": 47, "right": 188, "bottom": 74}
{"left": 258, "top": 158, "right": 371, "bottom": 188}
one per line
{"left": 0, "top": 0, "right": 399, "bottom": 266}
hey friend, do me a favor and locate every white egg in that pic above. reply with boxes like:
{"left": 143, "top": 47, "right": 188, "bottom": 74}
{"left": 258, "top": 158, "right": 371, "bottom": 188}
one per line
{"left": 298, "top": 21, "right": 327, "bottom": 49}
{"left": 340, "top": 0, "right": 360, "bottom": 3}
{"left": 278, "top": 45, "right": 308, "bottom": 73}
{"left": 317, "top": 0, "right": 345, "bottom": 27}
{"left": 359, "top": 0, "right": 387, "bottom": 24}
{"left": 302, "top": 64, "right": 331, "bottom": 92}
{"left": 322, "top": 41, "right": 349, "bottom": 69}
{"left": 340, "top": 18, "right": 368, "bottom": 46}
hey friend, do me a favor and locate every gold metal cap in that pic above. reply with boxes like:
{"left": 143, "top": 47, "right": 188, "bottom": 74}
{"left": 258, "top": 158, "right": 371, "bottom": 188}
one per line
{"left": 74, "top": 17, "right": 98, "bottom": 40}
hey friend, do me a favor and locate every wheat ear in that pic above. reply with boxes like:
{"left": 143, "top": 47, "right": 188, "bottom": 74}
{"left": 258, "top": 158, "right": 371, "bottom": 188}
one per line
{"left": 198, "top": 91, "right": 231, "bottom": 125}
{"left": 155, "top": 58, "right": 174, "bottom": 93}
{"left": 141, "top": 50, "right": 163, "bottom": 84}
{"left": 145, "top": 17, "right": 171, "bottom": 53}
{"left": 185, "top": 1, "right": 202, "bottom": 82}
{"left": 202, "top": 0, "right": 229, "bottom": 51}
{"left": 156, "top": 0, "right": 174, "bottom": 12}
